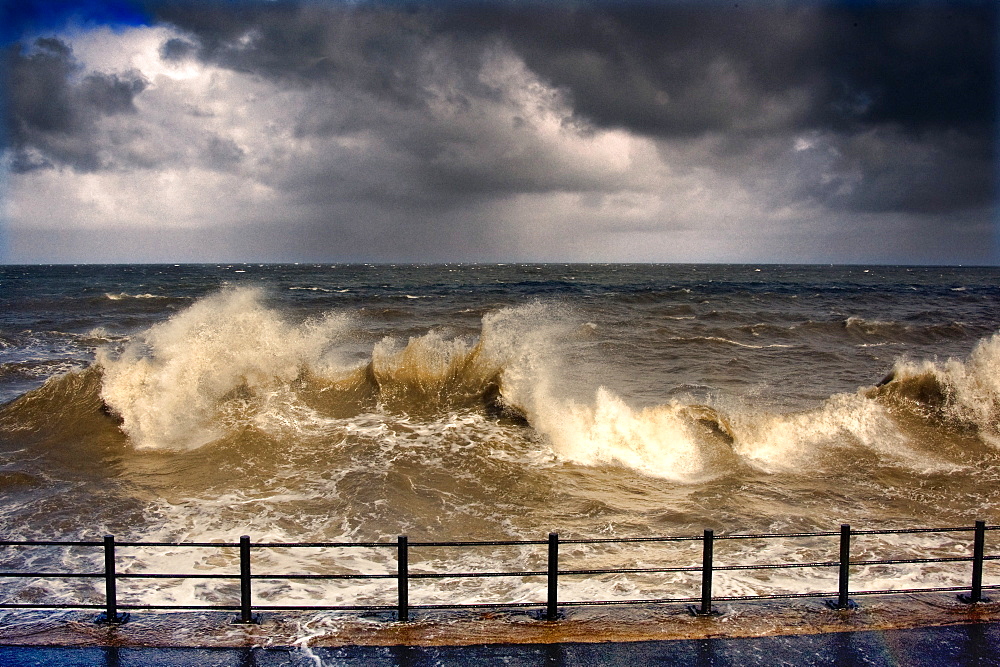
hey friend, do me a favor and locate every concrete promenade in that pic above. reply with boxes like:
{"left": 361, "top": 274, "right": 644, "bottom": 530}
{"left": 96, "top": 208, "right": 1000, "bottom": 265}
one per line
{"left": 1, "top": 594, "right": 998, "bottom": 665}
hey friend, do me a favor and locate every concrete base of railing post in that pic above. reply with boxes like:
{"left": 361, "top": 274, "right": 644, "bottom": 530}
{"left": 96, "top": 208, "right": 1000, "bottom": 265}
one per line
{"left": 95, "top": 612, "right": 130, "bottom": 625}
{"left": 231, "top": 613, "right": 262, "bottom": 625}
{"left": 687, "top": 605, "right": 721, "bottom": 617}
{"left": 958, "top": 594, "right": 991, "bottom": 604}
{"left": 824, "top": 599, "right": 858, "bottom": 611}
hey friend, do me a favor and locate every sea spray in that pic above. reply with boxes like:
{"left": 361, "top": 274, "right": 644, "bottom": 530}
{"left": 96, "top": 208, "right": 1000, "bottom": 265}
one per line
{"left": 98, "top": 288, "right": 355, "bottom": 450}
{"left": 526, "top": 387, "right": 738, "bottom": 481}
{"left": 730, "top": 392, "right": 913, "bottom": 472}
{"left": 871, "top": 332, "right": 1000, "bottom": 442}
{"left": 95, "top": 291, "right": 571, "bottom": 450}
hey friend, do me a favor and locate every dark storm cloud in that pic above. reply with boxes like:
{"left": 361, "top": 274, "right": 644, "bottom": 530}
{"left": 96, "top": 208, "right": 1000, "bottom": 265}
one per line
{"left": 813, "top": 129, "right": 992, "bottom": 215}
{"left": 471, "top": 3, "right": 995, "bottom": 135}
{"left": 154, "top": 2, "right": 490, "bottom": 115}
{"left": 440, "top": 2, "right": 997, "bottom": 214}
{"left": 5, "top": 38, "right": 147, "bottom": 172}
{"left": 159, "top": 36, "right": 197, "bottom": 61}
{"left": 152, "top": 2, "right": 995, "bottom": 135}
{"left": 145, "top": 1, "right": 995, "bottom": 217}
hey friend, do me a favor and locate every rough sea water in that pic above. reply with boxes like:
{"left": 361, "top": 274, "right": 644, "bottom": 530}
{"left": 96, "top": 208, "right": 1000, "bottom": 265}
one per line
{"left": 1, "top": 264, "right": 999, "bottom": 618}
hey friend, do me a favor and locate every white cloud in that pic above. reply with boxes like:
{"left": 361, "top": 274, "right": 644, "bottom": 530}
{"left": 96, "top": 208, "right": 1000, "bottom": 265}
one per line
{"left": 8, "top": 27, "right": 679, "bottom": 260}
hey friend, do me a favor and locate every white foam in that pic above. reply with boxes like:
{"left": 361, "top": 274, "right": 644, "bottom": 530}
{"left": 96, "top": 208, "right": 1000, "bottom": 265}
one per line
{"left": 98, "top": 288, "right": 357, "bottom": 450}
{"left": 104, "top": 292, "right": 171, "bottom": 300}
{"left": 528, "top": 388, "right": 723, "bottom": 481}
{"left": 886, "top": 331, "right": 1000, "bottom": 437}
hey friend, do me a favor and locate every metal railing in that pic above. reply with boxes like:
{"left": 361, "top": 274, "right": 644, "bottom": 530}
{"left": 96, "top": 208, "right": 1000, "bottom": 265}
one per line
{"left": 0, "top": 522, "right": 995, "bottom": 625}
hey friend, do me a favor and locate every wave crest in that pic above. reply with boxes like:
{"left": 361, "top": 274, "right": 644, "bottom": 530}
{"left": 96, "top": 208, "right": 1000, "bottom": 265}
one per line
{"left": 95, "top": 290, "right": 560, "bottom": 450}
{"left": 868, "top": 333, "right": 1000, "bottom": 440}
{"left": 98, "top": 289, "right": 355, "bottom": 450}
{"left": 530, "top": 388, "right": 739, "bottom": 481}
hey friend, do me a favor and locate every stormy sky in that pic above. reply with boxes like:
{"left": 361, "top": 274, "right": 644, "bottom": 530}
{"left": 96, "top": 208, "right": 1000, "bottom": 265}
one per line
{"left": 1, "top": 0, "right": 996, "bottom": 264}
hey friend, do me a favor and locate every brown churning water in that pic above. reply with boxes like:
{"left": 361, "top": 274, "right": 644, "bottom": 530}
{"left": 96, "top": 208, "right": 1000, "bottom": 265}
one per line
{"left": 1, "top": 264, "right": 998, "bottom": 611}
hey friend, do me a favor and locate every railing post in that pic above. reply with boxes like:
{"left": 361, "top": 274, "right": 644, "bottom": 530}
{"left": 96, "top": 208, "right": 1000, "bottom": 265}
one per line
{"left": 233, "top": 535, "right": 260, "bottom": 624}
{"left": 397, "top": 535, "right": 409, "bottom": 622}
{"left": 960, "top": 520, "right": 990, "bottom": 604}
{"left": 546, "top": 532, "right": 559, "bottom": 621}
{"left": 690, "top": 529, "right": 716, "bottom": 616}
{"left": 826, "top": 524, "right": 857, "bottom": 610}
{"left": 838, "top": 523, "right": 851, "bottom": 608}
{"left": 96, "top": 535, "right": 128, "bottom": 625}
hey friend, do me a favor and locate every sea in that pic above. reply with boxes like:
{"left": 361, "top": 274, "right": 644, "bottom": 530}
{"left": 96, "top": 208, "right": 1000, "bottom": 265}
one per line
{"left": 1, "top": 263, "right": 998, "bottom": 615}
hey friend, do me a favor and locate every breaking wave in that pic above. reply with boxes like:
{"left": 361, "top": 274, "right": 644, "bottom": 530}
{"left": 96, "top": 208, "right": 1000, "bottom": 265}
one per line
{"left": 87, "top": 289, "right": 565, "bottom": 450}
{"left": 867, "top": 333, "right": 1000, "bottom": 443}
{"left": 3, "top": 289, "right": 1000, "bottom": 485}
{"left": 86, "top": 289, "right": 750, "bottom": 481}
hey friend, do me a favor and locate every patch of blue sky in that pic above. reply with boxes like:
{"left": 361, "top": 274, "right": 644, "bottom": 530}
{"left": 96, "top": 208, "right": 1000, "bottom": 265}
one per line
{"left": 0, "top": 0, "right": 152, "bottom": 45}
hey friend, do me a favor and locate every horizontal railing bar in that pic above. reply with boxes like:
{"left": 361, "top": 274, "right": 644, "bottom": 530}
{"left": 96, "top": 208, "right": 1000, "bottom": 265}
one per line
{"left": 409, "top": 570, "right": 546, "bottom": 579}
{"left": 115, "top": 542, "right": 241, "bottom": 548}
{"left": 717, "top": 526, "right": 995, "bottom": 540}
{"left": 254, "top": 602, "right": 543, "bottom": 611}
{"left": 849, "top": 557, "right": 972, "bottom": 567}
{"left": 0, "top": 572, "right": 239, "bottom": 580}
{"left": 702, "top": 556, "right": 977, "bottom": 573}
{"left": 246, "top": 542, "right": 394, "bottom": 549}
{"left": 0, "top": 541, "right": 390, "bottom": 549}
{"left": 696, "top": 561, "right": 839, "bottom": 572}
{"left": 712, "top": 532, "right": 841, "bottom": 541}
{"left": 248, "top": 571, "right": 549, "bottom": 580}
{"left": 409, "top": 540, "right": 548, "bottom": 547}
{"left": 422, "top": 525, "right": 1000, "bottom": 546}
{"left": 391, "top": 601, "right": 546, "bottom": 610}
{"left": 248, "top": 604, "right": 397, "bottom": 611}
{"left": 557, "top": 536, "right": 706, "bottom": 544}
{"left": 559, "top": 597, "right": 702, "bottom": 606}
{"left": 561, "top": 528, "right": 967, "bottom": 544}
{"left": 560, "top": 566, "right": 702, "bottom": 575}
{"left": 846, "top": 586, "right": 976, "bottom": 596}
{"left": 0, "top": 534, "right": 843, "bottom": 549}
{"left": 0, "top": 603, "right": 107, "bottom": 609}
{"left": 0, "top": 541, "right": 104, "bottom": 547}
{"left": 851, "top": 527, "right": 978, "bottom": 536}
{"left": 711, "top": 591, "right": 838, "bottom": 601}
{"left": 117, "top": 573, "right": 237, "bottom": 580}
{"left": 0, "top": 572, "right": 104, "bottom": 578}
{"left": 560, "top": 562, "right": 840, "bottom": 575}
{"left": 250, "top": 573, "right": 399, "bottom": 580}
{"left": 238, "top": 557, "right": 982, "bottom": 580}
{"left": 393, "top": 555, "right": 1000, "bottom": 580}
{"left": 117, "top": 604, "right": 241, "bottom": 611}
{"left": 557, "top": 561, "right": 838, "bottom": 576}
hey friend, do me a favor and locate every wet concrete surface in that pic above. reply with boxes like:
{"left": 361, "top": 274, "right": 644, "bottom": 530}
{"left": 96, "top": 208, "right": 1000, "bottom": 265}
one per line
{"left": 2, "top": 624, "right": 999, "bottom": 665}
{"left": 0, "top": 594, "right": 999, "bottom": 665}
